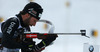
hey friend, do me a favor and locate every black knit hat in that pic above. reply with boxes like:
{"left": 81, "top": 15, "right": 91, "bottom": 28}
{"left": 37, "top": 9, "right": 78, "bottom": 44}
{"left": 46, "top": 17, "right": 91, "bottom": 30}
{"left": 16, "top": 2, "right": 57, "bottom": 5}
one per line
{"left": 23, "top": 2, "right": 43, "bottom": 20}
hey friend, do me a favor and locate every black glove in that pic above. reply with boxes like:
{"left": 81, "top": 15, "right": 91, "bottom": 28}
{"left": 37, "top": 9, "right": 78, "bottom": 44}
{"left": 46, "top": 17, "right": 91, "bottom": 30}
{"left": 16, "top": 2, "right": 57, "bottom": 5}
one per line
{"left": 21, "top": 40, "right": 43, "bottom": 52}
{"left": 27, "top": 45, "right": 43, "bottom": 52}
{"left": 38, "top": 34, "right": 57, "bottom": 48}
{"left": 42, "top": 35, "right": 57, "bottom": 46}
{"left": 21, "top": 40, "right": 36, "bottom": 52}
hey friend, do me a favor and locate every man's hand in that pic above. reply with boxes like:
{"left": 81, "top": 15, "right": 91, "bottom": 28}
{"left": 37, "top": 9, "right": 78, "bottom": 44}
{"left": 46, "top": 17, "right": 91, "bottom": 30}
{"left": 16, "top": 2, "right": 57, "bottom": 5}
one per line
{"left": 42, "top": 34, "right": 58, "bottom": 46}
{"left": 37, "top": 34, "right": 58, "bottom": 48}
{"left": 27, "top": 44, "right": 45, "bottom": 52}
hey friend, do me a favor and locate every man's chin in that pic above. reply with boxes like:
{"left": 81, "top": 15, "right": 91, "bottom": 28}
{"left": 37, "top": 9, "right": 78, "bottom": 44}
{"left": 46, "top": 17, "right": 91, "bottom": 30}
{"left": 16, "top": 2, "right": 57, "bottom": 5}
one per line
{"left": 29, "top": 25, "right": 34, "bottom": 26}
{"left": 30, "top": 25, "right": 32, "bottom": 26}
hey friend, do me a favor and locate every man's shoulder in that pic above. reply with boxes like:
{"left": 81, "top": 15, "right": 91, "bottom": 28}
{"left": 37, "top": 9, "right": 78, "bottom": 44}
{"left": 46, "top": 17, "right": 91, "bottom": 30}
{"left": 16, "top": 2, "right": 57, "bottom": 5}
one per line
{"left": 8, "top": 17, "right": 19, "bottom": 22}
{"left": 8, "top": 17, "right": 18, "bottom": 21}
{"left": 1, "top": 17, "right": 20, "bottom": 33}
{"left": 3, "top": 17, "right": 20, "bottom": 26}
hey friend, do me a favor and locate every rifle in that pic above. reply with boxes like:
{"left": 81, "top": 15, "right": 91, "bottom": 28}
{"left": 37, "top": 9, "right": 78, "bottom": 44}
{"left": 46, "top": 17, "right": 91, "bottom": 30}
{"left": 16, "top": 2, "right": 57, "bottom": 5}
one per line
{"left": 24, "top": 30, "right": 90, "bottom": 39}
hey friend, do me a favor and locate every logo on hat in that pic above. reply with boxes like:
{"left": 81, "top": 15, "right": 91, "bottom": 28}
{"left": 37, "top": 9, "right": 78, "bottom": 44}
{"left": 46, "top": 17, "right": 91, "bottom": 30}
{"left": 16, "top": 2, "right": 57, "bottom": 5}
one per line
{"left": 28, "top": 8, "right": 37, "bottom": 16}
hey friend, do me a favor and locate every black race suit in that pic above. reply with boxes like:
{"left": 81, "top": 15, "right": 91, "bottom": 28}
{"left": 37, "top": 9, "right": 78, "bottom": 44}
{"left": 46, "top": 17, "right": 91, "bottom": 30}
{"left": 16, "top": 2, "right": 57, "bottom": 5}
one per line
{"left": 1, "top": 14, "right": 32, "bottom": 52}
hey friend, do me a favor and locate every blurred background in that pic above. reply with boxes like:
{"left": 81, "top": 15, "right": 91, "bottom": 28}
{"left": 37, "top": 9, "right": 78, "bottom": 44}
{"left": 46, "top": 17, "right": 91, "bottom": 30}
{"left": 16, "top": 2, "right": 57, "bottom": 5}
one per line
{"left": 0, "top": 0, "right": 100, "bottom": 52}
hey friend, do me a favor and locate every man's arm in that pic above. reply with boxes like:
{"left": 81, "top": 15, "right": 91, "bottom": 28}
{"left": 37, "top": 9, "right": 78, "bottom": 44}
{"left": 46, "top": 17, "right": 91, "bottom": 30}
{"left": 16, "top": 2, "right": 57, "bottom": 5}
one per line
{"left": 1, "top": 17, "right": 24, "bottom": 49}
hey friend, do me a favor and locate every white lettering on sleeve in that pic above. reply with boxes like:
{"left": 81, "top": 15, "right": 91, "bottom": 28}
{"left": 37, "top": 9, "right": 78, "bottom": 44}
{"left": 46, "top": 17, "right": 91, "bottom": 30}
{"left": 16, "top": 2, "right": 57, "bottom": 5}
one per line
{"left": 7, "top": 22, "right": 16, "bottom": 34}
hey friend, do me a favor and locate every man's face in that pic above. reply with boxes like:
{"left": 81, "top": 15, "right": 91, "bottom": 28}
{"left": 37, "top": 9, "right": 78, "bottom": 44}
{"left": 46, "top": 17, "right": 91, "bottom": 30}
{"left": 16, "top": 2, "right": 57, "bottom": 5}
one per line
{"left": 29, "top": 16, "right": 38, "bottom": 26}
{"left": 23, "top": 13, "right": 39, "bottom": 26}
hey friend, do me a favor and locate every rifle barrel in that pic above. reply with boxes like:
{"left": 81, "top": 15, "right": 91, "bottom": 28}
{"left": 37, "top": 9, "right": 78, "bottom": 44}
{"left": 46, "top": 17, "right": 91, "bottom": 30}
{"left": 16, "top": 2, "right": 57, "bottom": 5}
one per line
{"left": 40, "top": 33, "right": 81, "bottom": 35}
